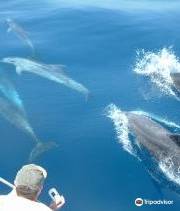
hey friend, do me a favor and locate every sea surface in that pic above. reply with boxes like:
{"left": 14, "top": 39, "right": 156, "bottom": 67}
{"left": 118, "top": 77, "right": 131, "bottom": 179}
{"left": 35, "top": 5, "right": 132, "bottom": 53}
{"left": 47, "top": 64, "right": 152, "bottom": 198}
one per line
{"left": 0, "top": 1, "right": 180, "bottom": 211}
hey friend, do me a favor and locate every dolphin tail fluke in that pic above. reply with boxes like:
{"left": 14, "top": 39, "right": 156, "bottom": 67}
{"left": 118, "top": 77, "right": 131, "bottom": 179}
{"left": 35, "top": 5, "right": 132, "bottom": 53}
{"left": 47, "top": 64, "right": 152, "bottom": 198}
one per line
{"left": 28, "top": 141, "right": 58, "bottom": 162}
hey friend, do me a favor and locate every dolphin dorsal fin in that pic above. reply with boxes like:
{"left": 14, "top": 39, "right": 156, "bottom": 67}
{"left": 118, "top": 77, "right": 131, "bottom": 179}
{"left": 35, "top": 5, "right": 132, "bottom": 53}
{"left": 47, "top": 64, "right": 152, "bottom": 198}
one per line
{"left": 170, "top": 134, "right": 180, "bottom": 147}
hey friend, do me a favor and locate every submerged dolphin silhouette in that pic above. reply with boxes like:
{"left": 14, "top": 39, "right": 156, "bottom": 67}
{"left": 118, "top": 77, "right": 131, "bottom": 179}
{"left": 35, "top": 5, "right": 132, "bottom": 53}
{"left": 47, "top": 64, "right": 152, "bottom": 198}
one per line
{"left": 0, "top": 76, "right": 57, "bottom": 161}
{"left": 29, "top": 141, "right": 58, "bottom": 162}
{"left": 0, "top": 94, "right": 39, "bottom": 143}
{"left": 1, "top": 57, "right": 90, "bottom": 99}
{"left": 6, "top": 18, "right": 35, "bottom": 55}
{"left": 0, "top": 74, "right": 24, "bottom": 111}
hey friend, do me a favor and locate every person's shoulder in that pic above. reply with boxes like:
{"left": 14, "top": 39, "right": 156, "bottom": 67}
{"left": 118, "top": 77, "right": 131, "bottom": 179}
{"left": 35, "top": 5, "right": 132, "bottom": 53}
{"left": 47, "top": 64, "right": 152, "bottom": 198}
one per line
{"left": 15, "top": 197, "right": 52, "bottom": 211}
{"left": 0, "top": 195, "right": 7, "bottom": 208}
{"left": 35, "top": 201, "right": 52, "bottom": 211}
{"left": 0, "top": 195, "right": 7, "bottom": 201}
{"left": 14, "top": 197, "right": 52, "bottom": 211}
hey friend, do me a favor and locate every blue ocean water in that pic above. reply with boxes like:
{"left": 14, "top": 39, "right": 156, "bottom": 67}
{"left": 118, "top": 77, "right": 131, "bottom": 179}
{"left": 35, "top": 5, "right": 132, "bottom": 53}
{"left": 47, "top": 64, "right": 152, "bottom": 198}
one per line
{"left": 0, "top": 0, "right": 180, "bottom": 210}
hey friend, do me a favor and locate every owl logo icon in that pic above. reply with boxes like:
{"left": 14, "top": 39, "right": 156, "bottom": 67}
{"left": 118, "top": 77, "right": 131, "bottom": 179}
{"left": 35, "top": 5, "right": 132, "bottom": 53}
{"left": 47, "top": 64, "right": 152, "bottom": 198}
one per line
{"left": 135, "top": 198, "right": 144, "bottom": 207}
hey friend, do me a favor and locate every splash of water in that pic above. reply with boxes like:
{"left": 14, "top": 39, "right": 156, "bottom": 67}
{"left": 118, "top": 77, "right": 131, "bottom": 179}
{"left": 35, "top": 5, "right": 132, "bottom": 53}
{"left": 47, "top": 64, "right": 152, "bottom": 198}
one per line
{"left": 105, "top": 104, "right": 134, "bottom": 155}
{"left": 134, "top": 47, "right": 180, "bottom": 99}
{"left": 159, "top": 156, "right": 180, "bottom": 186}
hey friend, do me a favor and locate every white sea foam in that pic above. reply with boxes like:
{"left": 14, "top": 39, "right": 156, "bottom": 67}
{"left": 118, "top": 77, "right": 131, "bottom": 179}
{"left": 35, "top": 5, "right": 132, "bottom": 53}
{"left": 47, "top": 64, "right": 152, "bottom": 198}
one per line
{"left": 134, "top": 48, "right": 180, "bottom": 99}
{"left": 159, "top": 156, "right": 180, "bottom": 186}
{"left": 106, "top": 104, "right": 134, "bottom": 155}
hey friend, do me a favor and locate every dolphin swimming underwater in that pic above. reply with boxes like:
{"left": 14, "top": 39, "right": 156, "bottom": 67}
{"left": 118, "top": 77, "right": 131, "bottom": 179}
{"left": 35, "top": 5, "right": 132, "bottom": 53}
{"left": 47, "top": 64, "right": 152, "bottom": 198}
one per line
{"left": 6, "top": 18, "right": 35, "bottom": 55}
{"left": 1, "top": 57, "right": 90, "bottom": 99}
{"left": 106, "top": 104, "right": 180, "bottom": 189}
{"left": 0, "top": 96, "right": 37, "bottom": 142}
{"left": 29, "top": 141, "right": 58, "bottom": 162}
{"left": 0, "top": 74, "right": 24, "bottom": 111}
{"left": 0, "top": 76, "right": 57, "bottom": 161}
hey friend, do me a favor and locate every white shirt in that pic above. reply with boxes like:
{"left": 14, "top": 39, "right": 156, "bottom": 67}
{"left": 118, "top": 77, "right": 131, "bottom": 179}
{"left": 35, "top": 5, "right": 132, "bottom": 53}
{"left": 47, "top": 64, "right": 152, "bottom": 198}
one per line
{"left": 0, "top": 190, "right": 52, "bottom": 211}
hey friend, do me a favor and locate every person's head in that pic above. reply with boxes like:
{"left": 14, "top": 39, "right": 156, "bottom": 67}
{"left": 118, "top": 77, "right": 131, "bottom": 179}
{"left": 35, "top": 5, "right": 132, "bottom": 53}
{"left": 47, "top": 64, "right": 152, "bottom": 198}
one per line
{"left": 14, "top": 164, "right": 47, "bottom": 201}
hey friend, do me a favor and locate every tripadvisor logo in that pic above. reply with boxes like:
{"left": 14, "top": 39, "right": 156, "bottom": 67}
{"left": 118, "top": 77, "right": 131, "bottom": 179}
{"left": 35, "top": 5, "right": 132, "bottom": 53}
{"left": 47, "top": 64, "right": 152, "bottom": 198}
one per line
{"left": 135, "top": 198, "right": 143, "bottom": 207}
{"left": 135, "top": 198, "right": 174, "bottom": 207}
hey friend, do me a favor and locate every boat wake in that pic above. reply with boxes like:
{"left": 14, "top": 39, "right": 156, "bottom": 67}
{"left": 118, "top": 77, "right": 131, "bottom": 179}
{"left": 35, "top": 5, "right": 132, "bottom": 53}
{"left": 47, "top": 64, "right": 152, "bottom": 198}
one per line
{"left": 105, "top": 104, "right": 134, "bottom": 155}
{"left": 159, "top": 156, "right": 180, "bottom": 186}
{"left": 133, "top": 47, "right": 180, "bottom": 100}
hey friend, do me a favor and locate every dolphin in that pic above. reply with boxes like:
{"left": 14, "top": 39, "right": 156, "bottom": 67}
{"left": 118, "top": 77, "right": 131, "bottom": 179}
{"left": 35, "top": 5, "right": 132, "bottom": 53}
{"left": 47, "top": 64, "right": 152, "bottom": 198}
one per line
{"left": 1, "top": 57, "right": 90, "bottom": 99}
{"left": 170, "top": 72, "right": 180, "bottom": 92}
{"left": 0, "top": 92, "right": 57, "bottom": 161}
{"left": 6, "top": 18, "right": 35, "bottom": 55}
{"left": 126, "top": 112, "right": 180, "bottom": 188}
{"left": 106, "top": 104, "right": 180, "bottom": 190}
{"left": 0, "top": 74, "right": 24, "bottom": 112}
{"left": 126, "top": 112, "right": 180, "bottom": 169}
{"left": 0, "top": 96, "right": 38, "bottom": 142}
{"left": 29, "top": 141, "right": 58, "bottom": 162}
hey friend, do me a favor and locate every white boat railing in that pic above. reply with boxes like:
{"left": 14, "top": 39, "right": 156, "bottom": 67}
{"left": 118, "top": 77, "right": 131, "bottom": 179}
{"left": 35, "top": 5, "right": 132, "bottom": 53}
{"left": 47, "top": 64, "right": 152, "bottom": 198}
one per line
{"left": 0, "top": 177, "right": 15, "bottom": 189}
